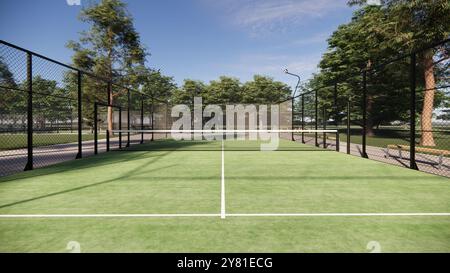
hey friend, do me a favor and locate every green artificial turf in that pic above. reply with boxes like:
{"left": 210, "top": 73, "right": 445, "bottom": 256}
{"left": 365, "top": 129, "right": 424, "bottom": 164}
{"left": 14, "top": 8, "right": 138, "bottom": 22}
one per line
{"left": 0, "top": 139, "right": 449, "bottom": 252}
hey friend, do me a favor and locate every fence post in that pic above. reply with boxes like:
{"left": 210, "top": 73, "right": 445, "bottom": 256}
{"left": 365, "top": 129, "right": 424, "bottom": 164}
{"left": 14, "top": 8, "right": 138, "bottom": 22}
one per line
{"left": 107, "top": 82, "right": 111, "bottom": 152}
{"left": 410, "top": 53, "right": 418, "bottom": 170}
{"left": 315, "top": 89, "right": 318, "bottom": 147}
{"left": 301, "top": 94, "right": 305, "bottom": 143}
{"left": 334, "top": 83, "right": 340, "bottom": 152}
{"left": 24, "top": 52, "right": 33, "bottom": 171}
{"left": 362, "top": 71, "right": 368, "bottom": 158}
{"left": 119, "top": 107, "right": 122, "bottom": 149}
{"left": 151, "top": 98, "right": 154, "bottom": 141}
{"left": 94, "top": 102, "right": 98, "bottom": 155}
{"left": 127, "top": 89, "right": 130, "bottom": 147}
{"left": 141, "top": 95, "right": 144, "bottom": 144}
{"left": 291, "top": 97, "right": 295, "bottom": 141}
{"left": 76, "top": 71, "right": 82, "bottom": 159}
{"left": 347, "top": 100, "right": 351, "bottom": 155}
{"left": 323, "top": 107, "right": 327, "bottom": 148}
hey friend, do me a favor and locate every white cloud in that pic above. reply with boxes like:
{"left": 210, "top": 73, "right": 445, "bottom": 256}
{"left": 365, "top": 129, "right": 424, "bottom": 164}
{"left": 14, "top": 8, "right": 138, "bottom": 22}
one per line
{"left": 217, "top": 53, "right": 321, "bottom": 84}
{"left": 205, "top": 0, "right": 347, "bottom": 34}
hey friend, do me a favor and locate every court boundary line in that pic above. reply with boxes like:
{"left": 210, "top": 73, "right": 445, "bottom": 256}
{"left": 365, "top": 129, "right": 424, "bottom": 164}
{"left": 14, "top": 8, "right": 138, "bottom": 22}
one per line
{"left": 1, "top": 213, "right": 450, "bottom": 218}
{"left": 221, "top": 139, "right": 226, "bottom": 219}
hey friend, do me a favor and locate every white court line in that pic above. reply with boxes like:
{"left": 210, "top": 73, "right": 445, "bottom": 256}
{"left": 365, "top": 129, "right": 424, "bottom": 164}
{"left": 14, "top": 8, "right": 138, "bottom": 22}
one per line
{"left": 1, "top": 213, "right": 450, "bottom": 218}
{"left": 221, "top": 139, "right": 226, "bottom": 219}
{"left": 0, "top": 214, "right": 221, "bottom": 218}
{"left": 227, "top": 213, "right": 450, "bottom": 217}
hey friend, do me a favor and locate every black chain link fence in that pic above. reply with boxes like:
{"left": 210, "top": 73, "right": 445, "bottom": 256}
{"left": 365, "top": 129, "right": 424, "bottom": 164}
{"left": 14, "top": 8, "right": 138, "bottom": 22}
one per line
{"left": 297, "top": 39, "right": 450, "bottom": 177}
{"left": 0, "top": 40, "right": 161, "bottom": 176}
{"left": 0, "top": 39, "right": 449, "bottom": 177}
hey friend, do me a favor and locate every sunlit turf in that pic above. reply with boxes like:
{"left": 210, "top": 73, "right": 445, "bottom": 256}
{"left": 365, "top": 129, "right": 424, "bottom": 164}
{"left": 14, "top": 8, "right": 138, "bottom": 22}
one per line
{"left": 0, "top": 139, "right": 449, "bottom": 252}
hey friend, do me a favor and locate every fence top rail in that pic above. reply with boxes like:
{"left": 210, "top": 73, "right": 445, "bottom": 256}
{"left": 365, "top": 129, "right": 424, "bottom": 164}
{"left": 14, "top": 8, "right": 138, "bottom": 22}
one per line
{"left": 363, "top": 38, "right": 450, "bottom": 74}
{"left": 0, "top": 39, "right": 144, "bottom": 99}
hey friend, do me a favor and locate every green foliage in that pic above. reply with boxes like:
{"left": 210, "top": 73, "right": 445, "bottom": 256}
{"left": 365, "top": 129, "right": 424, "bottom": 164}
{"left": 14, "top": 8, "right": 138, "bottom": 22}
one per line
{"left": 309, "top": 1, "right": 450, "bottom": 129}
{"left": 242, "top": 75, "right": 291, "bottom": 104}
{"left": 141, "top": 70, "right": 177, "bottom": 102}
{"left": 171, "top": 76, "right": 291, "bottom": 106}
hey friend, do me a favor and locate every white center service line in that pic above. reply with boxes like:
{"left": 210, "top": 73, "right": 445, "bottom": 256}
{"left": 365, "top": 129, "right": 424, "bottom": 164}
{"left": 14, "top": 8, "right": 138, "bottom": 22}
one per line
{"left": 221, "top": 139, "right": 226, "bottom": 219}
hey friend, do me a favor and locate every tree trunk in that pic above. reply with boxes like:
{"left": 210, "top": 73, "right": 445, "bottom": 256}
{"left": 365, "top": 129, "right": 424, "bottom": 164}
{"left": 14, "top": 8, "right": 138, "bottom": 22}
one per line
{"left": 107, "top": 91, "right": 113, "bottom": 136}
{"left": 366, "top": 95, "right": 375, "bottom": 137}
{"left": 419, "top": 49, "right": 436, "bottom": 147}
{"left": 106, "top": 28, "right": 114, "bottom": 137}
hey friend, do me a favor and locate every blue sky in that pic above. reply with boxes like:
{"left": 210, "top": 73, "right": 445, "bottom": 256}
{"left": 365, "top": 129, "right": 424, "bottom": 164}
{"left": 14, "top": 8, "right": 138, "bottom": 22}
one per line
{"left": 0, "top": 0, "right": 356, "bottom": 88}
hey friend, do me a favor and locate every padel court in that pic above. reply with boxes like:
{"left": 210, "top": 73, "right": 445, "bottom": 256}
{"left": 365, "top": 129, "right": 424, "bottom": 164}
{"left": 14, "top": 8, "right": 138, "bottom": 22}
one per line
{"left": 0, "top": 137, "right": 449, "bottom": 252}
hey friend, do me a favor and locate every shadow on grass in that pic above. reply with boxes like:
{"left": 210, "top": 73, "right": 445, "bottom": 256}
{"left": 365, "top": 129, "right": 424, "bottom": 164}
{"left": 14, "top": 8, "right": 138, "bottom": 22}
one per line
{"left": 0, "top": 150, "right": 172, "bottom": 184}
{"left": 0, "top": 150, "right": 178, "bottom": 209}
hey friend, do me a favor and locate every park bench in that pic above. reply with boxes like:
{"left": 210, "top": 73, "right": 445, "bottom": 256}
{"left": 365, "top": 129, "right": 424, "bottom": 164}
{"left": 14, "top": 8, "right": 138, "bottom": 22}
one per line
{"left": 385, "top": 144, "right": 450, "bottom": 169}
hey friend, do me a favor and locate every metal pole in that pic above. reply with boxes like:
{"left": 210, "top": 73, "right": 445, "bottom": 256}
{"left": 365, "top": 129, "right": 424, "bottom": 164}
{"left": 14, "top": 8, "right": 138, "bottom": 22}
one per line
{"left": 362, "top": 71, "right": 368, "bottom": 158}
{"left": 76, "top": 71, "right": 82, "bottom": 159}
{"left": 119, "top": 107, "right": 122, "bottom": 149}
{"left": 323, "top": 107, "right": 327, "bottom": 149}
{"left": 151, "top": 98, "right": 154, "bottom": 141}
{"left": 94, "top": 102, "right": 98, "bottom": 155}
{"left": 291, "top": 97, "right": 295, "bottom": 141}
{"left": 107, "top": 82, "right": 111, "bottom": 152}
{"left": 127, "top": 89, "right": 130, "bottom": 147}
{"left": 410, "top": 53, "right": 418, "bottom": 170}
{"left": 301, "top": 94, "right": 305, "bottom": 143}
{"left": 315, "top": 89, "right": 318, "bottom": 147}
{"left": 347, "top": 100, "right": 351, "bottom": 155}
{"left": 24, "top": 52, "right": 33, "bottom": 171}
{"left": 334, "top": 83, "right": 340, "bottom": 152}
{"left": 141, "top": 96, "right": 144, "bottom": 144}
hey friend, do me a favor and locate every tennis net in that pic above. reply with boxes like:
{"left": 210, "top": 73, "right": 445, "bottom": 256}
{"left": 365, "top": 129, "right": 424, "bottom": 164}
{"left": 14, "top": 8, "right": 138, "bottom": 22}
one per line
{"left": 108, "top": 129, "right": 339, "bottom": 151}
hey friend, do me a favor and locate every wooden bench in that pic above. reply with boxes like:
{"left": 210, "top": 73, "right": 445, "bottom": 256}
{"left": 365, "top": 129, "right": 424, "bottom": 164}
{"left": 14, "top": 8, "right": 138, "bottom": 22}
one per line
{"left": 386, "top": 144, "right": 450, "bottom": 169}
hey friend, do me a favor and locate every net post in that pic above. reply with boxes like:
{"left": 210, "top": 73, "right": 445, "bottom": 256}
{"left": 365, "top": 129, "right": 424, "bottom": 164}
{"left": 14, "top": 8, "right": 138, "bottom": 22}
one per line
{"left": 76, "top": 71, "right": 82, "bottom": 159}
{"left": 409, "top": 53, "right": 418, "bottom": 170}
{"left": 24, "top": 52, "right": 33, "bottom": 171}
{"left": 119, "top": 107, "right": 122, "bottom": 149}
{"left": 362, "top": 70, "right": 368, "bottom": 158}
{"left": 94, "top": 102, "right": 98, "bottom": 155}
{"left": 347, "top": 99, "right": 350, "bottom": 155}
{"left": 301, "top": 94, "right": 305, "bottom": 143}
{"left": 126, "top": 89, "right": 130, "bottom": 147}
{"left": 315, "top": 89, "right": 318, "bottom": 147}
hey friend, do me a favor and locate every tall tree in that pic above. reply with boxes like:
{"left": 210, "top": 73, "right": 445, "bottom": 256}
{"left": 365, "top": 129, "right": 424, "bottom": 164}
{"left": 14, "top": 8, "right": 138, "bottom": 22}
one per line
{"left": 141, "top": 69, "right": 177, "bottom": 102}
{"left": 242, "top": 75, "right": 291, "bottom": 104}
{"left": 67, "top": 0, "right": 147, "bottom": 134}
{"left": 206, "top": 76, "right": 242, "bottom": 104}
{"left": 172, "top": 80, "right": 206, "bottom": 105}
{"left": 349, "top": 0, "right": 450, "bottom": 145}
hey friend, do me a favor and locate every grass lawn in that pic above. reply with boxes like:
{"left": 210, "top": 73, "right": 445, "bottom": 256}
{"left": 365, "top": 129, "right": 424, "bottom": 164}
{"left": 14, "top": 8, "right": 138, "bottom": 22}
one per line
{"left": 0, "top": 133, "right": 106, "bottom": 150}
{"left": 299, "top": 129, "right": 450, "bottom": 152}
{"left": 0, "top": 140, "right": 449, "bottom": 252}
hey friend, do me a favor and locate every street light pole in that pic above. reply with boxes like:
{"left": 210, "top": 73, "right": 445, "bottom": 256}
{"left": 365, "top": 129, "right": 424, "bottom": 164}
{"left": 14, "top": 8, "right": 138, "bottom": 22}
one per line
{"left": 284, "top": 69, "right": 301, "bottom": 141}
